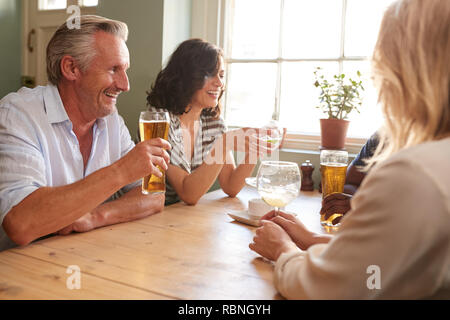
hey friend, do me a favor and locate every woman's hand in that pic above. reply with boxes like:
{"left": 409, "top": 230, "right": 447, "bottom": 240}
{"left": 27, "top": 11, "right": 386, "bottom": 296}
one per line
{"left": 260, "top": 210, "right": 333, "bottom": 250}
{"left": 219, "top": 128, "right": 280, "bottom": 162}
{"left": 260, "top": 210, "right": 315, "bottom": 250}
{"left": 249, "top": 220, "right": 299, "bottom": 261}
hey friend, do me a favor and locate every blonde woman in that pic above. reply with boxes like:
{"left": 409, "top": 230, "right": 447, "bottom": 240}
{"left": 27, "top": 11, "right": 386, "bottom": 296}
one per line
{"left": 250, "top": 0, "right": 450, "bottom": 299}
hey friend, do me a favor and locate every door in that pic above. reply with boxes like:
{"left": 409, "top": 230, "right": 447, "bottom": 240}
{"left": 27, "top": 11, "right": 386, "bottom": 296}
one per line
{"left": 22, "top": 0, "right": 97, "bottom": 87}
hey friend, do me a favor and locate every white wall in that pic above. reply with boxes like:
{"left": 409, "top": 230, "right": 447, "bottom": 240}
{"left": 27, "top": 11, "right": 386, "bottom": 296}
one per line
{"left": 162, "top": 0, "right": 192, "bottom": 66}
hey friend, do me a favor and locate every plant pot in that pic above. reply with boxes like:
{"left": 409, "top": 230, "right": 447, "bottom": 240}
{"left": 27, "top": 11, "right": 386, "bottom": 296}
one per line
{"left": 320, "top": 119, "right": 350, "bottom": 150}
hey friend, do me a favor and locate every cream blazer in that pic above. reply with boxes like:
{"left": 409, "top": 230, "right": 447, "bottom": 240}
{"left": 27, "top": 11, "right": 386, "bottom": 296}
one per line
{"left": 274, "top": 137, "right": 450, "bottom": 299}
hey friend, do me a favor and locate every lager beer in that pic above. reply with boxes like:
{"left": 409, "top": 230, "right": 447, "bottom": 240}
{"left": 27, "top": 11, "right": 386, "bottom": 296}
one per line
{"left": 139, "top": 111, "right": 170, "bottom": 194}
{"left": 321, "top": 163, "right": 348, "bottom": 198}
{"left": 319, "top": 150, "right": 348, "bottom": 227}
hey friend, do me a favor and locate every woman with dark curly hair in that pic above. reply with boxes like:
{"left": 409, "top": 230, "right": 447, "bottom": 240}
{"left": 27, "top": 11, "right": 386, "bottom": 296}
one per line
{"left": 147, "top": 39, "right": 272, "bottom": 205}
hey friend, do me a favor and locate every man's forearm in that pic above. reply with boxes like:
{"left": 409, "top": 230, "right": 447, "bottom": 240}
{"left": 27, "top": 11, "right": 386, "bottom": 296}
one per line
{"left": 3, "top": 162, "right": 129, "bottom": 246}
{"left": 94, "top": 187, "right": 164, "bottom": 228}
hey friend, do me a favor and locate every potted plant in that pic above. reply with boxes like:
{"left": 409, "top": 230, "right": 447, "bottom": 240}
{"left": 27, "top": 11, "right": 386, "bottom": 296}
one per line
{"left": 314, "top": 67, "right": 364, "bottom": 149}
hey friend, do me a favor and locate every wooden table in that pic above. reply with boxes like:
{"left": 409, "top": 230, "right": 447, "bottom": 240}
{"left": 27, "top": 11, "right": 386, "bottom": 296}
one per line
{"left": 0, "top": 187, "right": 323, "bottom": 300}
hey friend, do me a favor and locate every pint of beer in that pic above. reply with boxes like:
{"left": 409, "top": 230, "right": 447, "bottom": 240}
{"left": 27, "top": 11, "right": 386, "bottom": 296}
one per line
{"left": 320, "top": 149, "right": 348, "bottom": 227}
{"left": 139, "top": 111, "right": 170, "bottom": 194}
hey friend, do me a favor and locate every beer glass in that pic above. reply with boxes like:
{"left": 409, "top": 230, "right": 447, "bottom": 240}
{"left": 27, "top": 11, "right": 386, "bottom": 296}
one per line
{"left": 320, "top": 149, "right": 348, "bottom": 227}
{"left": 256, "top": 161, "right": 301, "bottom": 213}
{"left": 139, "top": 111, "right": 170, "bottom": 194}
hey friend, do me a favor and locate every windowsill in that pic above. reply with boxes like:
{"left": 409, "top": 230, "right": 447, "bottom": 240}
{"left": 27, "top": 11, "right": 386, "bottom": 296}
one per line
{"left": 226, "top": 124, "right": 367, "bottom": 154}
{"left": 282, "top": 132, "right": 366, "bottom": 155}
{"left": 280, "top": 148, "right": 358, "bottom": 159}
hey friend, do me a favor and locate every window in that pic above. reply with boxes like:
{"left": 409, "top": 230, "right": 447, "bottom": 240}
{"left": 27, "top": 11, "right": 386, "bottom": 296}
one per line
{"left": 39, "top": 0, "right": 67, "bottom": 10}
{"left": 38, "top": 0, "right": 98, "bottom": 11}
{"left": 221, "top": 0, "right": 396, "bottom": 150}
{"left": 79, "top": 0, "right": 98, "bottom": 7}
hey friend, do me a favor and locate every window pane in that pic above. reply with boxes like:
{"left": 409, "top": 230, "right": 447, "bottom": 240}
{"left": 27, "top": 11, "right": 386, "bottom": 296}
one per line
{"left": 229, "top": 0, "right": 280, "bottom": 59}
{"left": 224, "top": 63, "right": 277, "bottom": 127}
{"left": 282, "top": 0, "right": 342, "bottom": 59}
{"left": 80, "top": 0, "right": 98, "bottom": 6}
{"left": 38, "top": 0, "right": 67, "bottom": 10}
{"left": 345, "top": 0, "right": 396, "bottom": 57}
{"left": 279, "top": 62, "right": 339, "bottom": 134}
{"left": 342, "top": 61, "right": 383, "bottom": 138}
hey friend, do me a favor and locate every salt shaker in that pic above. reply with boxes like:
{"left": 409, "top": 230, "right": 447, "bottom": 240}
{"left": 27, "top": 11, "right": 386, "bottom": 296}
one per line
{"left": 300, "top": 160, "right": 314, "bottom": 191}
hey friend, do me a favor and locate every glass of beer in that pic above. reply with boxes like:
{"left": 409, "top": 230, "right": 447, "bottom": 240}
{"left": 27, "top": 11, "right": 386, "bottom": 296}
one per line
{"left": 320, "top": 149, "right": 348, "bottom": 227}
{"left": 139, "top": 111, "right": 170, "bottom": 194}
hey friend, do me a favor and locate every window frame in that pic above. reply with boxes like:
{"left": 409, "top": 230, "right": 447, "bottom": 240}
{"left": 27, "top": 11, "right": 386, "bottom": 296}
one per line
{"left": 191, "top": 0, "right": 372, "bottom": 154}
{"left": 38, "top": 0, "right": 98, "bottom": 11}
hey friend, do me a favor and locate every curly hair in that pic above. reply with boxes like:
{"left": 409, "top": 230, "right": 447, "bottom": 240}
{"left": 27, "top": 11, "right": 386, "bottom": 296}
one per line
{"left": 146, "top": 39, "right": 224, "bottom": 118}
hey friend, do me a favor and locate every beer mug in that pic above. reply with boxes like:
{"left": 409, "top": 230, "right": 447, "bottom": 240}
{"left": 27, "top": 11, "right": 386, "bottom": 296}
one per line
{"left": 320, "top": 149, "right": 348, "bottom": 227}
{"left": 139, "top": 111, "right": 170, "bottom": 194}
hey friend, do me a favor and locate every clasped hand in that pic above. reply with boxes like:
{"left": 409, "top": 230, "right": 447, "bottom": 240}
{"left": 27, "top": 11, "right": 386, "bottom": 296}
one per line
{"left": 57, "top": 212, "right": 97, "bottom": 235}
{"left": 249, "top": 210, "right": 312, "bottom": 261}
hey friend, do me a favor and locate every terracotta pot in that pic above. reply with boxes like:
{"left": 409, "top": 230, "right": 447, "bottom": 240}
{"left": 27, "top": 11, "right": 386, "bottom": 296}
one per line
{"left": 320, "top": 119, "right": 350, "bottom": 150}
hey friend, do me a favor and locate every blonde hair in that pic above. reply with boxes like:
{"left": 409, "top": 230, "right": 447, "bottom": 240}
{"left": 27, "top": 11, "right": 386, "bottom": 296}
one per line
{"left": 367, "top": 0, "right": 450, "bottom": 168}
{"left": 46, "top": 15, "right": 128, "bottom": 85}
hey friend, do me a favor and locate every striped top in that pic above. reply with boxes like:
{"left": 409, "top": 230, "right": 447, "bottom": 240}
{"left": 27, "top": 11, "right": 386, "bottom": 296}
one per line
{"left": 148, "top": 107, "right": 226, "bottom": 205}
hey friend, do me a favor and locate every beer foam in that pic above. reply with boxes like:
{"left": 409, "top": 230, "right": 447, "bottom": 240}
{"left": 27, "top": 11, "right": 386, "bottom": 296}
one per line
{"left": 139, "top": 119, "right": 170, "bottom": 123}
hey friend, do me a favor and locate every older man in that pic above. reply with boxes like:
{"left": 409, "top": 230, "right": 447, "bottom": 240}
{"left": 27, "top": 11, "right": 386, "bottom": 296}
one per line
{"left": 0, "top": 15, "right": 170, "bottom": 251}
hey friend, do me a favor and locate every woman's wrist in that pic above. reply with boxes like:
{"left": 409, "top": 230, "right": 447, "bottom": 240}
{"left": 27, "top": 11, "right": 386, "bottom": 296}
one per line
{"left": 294, "top": 229, "right": 332, "bottom": 250}
{"left": 276, "top": 240, "right": 301, "bottom": 261}
{"left": 308, "top": 232, "right": 333, "bottom": 247}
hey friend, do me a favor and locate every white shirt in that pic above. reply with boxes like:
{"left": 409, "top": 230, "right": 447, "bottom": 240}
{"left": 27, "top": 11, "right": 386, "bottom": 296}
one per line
{"left": 274, "top": 137, "right": 450, "bottom": 299}
{"left": 0, "top": 85, "right": 139, "bottom": 251}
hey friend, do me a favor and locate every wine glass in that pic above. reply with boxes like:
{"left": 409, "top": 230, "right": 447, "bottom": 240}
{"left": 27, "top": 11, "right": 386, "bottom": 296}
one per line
{"left": 251, "top": 120, "right": 283, "bottom": 154}
{"left": 255, "top": 120, "right": 282, "bottom": 150}
{"left": 261, "top": 120, "right": 282, "bottom": 148}
{"left": 256, "top": 161, "right": 301, "bottom": 214}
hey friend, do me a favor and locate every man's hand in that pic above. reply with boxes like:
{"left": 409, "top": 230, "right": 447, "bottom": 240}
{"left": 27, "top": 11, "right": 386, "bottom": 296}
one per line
{"left": 117, "top": 138, "right": 171, "bottom": 185}
{"left": 57, "top": 212, "right": 97, "bottom": 235}
{"left": 249, "top": 220, "right": 299, "bottom": 261}
{"left": 320, "top": 193, "right": 352, "bottom": 222}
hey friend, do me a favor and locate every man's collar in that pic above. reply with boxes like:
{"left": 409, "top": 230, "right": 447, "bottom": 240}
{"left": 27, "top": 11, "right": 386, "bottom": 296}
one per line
{"left": 43, "top": 84, "right": 108, "bottom": 131}
{"left": 43, "top": 84, "right": 70, "bottom": 124}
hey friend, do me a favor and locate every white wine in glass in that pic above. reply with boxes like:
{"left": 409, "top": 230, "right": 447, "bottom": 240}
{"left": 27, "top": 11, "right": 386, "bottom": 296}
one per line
{"left": 256, "top": 120, "right": 282, "bottom": 150}
{"left": 256, "top": 161, "right": 301, "bottom": 213}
